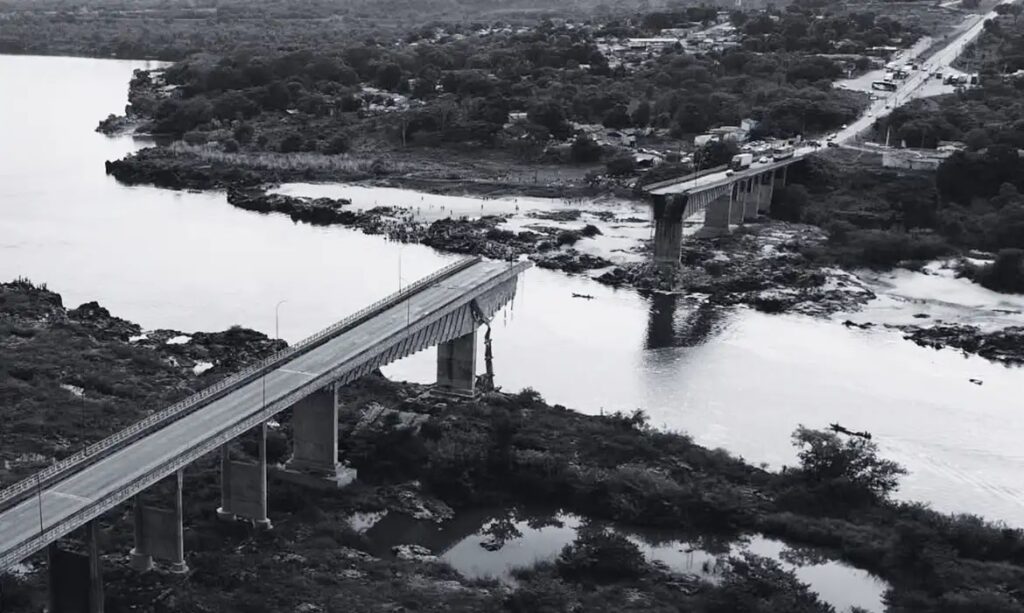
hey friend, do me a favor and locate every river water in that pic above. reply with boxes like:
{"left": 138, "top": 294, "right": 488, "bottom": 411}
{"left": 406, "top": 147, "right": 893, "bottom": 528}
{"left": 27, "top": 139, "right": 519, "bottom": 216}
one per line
{"left": 2, "top": 55, "right": 1023, "bottom": 530}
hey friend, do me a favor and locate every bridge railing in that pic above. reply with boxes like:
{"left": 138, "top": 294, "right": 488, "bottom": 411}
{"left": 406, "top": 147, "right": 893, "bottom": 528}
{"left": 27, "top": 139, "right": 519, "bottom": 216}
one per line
{"left": 0, "top": 256, "right": 480, "bottom": 511}
{"left": 0, "top": 257, "right": 529, "bottom": 572}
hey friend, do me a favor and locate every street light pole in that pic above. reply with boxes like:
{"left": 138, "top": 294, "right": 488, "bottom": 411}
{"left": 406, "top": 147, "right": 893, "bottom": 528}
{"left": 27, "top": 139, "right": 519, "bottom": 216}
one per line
{"left": 274, "top": 299, "right": 288, "bottom": 341}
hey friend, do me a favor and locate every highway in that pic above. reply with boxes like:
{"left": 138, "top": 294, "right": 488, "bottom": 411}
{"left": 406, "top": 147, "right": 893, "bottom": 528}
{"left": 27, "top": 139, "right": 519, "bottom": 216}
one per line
{"left": 0, "top": 258, "right": 526, "bottom": 570}
{"left": 649, "top": 5, "right": 1008, "bottom": 198}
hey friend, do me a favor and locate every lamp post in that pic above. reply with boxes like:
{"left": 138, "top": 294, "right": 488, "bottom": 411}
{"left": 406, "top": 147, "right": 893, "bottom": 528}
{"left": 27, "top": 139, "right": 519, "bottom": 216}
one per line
{"left": 274, "top": 299, "right": 288, "bottom": 341}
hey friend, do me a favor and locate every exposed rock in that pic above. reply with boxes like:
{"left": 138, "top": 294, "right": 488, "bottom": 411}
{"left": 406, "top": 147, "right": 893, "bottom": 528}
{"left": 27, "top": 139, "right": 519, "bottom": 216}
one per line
{"left": 392, "top": 544, "right": 437, "bottom": 562}
{"left": 898, "top": 324, "right": 1024, "bottom": 364}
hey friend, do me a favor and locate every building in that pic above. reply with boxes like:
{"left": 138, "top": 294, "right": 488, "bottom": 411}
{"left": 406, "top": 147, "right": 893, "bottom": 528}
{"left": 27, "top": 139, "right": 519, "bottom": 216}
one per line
{"left": 882, "top": 148, "right": 953, "bottom": 170}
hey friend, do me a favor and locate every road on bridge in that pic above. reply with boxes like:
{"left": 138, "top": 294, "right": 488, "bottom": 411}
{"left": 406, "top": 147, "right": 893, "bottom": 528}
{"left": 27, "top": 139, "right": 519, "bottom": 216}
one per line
{"left": 0, "top": 258, "right": 524, "bottom": 570}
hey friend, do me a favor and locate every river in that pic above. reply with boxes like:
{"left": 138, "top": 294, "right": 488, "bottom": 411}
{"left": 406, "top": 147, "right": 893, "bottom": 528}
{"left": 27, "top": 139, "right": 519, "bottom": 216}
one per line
{"left": 2, "top": 55, "right": 1023, "bottom": 529}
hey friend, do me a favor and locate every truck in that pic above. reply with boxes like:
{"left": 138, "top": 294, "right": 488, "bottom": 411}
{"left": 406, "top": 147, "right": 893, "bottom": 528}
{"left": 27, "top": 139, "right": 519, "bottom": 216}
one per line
{"left": 771, "top": 146, "right": 794, "bottom": 161}
{"left": 730, "top": 153, "right": 753, "bottom": 170}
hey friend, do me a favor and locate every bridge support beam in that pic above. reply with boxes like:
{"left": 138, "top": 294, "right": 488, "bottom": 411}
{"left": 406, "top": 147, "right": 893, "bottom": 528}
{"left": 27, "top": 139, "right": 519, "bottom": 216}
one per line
{"left": 437, "top": 330, "right": 477, "bottom": 395}
{"left": 703, "top": 192, "right": 733, "bottom": 236}
{"left": 286, "top": 386, "right": 339, "bottom": 476}
{"left": 759, "top": 172, "right": 776, "bottom": 214}
{"left": 744, "top": 177, "right": 761, "bottom": 220}
{"left": 217, "top": 424, "right": 271, "bottom": 529}
{"left": 48, "top": 520, "right": 104, "bottom": 613}
{"left": 730, "top": 182, "right": 745, "bottom": 226}
{"left": 129, "top": 469, "right": 187, "bottom": 574}
{"left": 651, "top": 194, "right": 686, "bottom": 264}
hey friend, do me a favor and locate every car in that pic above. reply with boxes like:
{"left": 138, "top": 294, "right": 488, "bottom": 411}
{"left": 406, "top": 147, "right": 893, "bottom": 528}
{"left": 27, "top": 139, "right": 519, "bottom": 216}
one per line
{"left": 826, "top": 134, "right": 836, "bottom": 141}
{"left": 758, "top": 156, "right": 770, "bottom": 164}
{"left": 841, "top": 123, "right": 848, "bottom": 129}
{"left": 827, "top": 141, "right": 839, "bottom": 148}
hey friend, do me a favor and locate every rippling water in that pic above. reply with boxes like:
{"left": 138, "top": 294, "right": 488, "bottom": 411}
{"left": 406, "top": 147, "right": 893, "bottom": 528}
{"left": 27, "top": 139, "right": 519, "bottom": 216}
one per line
{"left": 2, "top": 54, "right": 1023, "bottom": 525}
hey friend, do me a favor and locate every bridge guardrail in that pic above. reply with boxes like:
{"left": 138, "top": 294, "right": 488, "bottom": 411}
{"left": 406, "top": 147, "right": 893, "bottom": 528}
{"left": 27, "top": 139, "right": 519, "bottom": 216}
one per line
{"left": 0, "top": 256, "right": 529, "bottom": 572}
{"left": 0, "top": 256, "right": 480, "bottom": 512}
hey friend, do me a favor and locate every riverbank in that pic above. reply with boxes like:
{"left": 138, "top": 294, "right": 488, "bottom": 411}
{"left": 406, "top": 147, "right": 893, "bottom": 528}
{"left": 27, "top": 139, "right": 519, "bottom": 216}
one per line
{"left": 4, "top": 280, "right": 1024, "bottom": 612}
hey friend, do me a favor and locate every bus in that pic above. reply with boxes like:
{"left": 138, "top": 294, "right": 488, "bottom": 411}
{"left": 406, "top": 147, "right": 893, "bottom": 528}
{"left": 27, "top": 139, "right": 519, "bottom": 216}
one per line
{"left": 771, "top": 146, "right": 794, "bottom": 161}
{"left": 871, "top": 80, "right": 898, "bottom": 92}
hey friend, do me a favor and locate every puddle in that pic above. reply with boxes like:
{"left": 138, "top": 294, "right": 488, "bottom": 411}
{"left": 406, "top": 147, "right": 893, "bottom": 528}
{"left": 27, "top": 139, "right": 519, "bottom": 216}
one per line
{"left": 350, "top": 508, "right": 887, "bottom": 612}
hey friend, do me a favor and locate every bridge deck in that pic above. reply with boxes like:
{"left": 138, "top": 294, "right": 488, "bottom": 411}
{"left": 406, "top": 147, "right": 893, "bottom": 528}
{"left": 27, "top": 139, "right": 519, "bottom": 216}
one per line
{"left": 0, "top": 258, "right": 525, "bottom": 569}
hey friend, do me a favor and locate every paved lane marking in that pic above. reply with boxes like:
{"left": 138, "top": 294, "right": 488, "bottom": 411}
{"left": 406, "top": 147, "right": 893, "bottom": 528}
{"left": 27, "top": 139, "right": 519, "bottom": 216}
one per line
{"left": 50, "top": 491, "right": 92, "bottom": 504}
{"left": 279, "top": 368, "right": 318, "bottom": 378}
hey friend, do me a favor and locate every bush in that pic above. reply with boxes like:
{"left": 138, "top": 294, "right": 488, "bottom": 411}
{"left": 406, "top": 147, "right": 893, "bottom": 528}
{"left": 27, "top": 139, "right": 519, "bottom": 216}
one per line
{"left": 570, "top": 136, "right": 603, "bottom": 163}
{"left": 221, "top": 138, "right": 239, "bottom": 153}
{"left": 556, "top": 526, "right": 647, "bottom": 583}
{"left": 789, "top": 426, "right": 907, "bottom": 505}
{"left": 556, "top": 230, "right": 581, "bottom": 246}
{"left": 279, "top": 133, "right": 304, "bottom": 153}
{"left": 580, "top": 224, "right": 602, "bottom": 238}
{"left": 324, "top": 134, "right": 350, "bottom": 155}
{"left": 975, "top": 249, "right": 1024, "bottom": 293}
{"left": 606, "top": 156, "right": 637, "bottom": 176}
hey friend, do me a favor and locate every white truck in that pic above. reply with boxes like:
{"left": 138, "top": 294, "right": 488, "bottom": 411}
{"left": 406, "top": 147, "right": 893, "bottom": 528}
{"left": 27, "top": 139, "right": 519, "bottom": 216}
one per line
{"left": 730, "top": 153, "right": 753, "bottom": 171}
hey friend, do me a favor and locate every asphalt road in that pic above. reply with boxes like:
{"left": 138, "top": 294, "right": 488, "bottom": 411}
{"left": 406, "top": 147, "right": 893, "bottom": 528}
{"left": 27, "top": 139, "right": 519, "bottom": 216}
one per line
{"left": 0, "top": 259, "right": 519, "bottom": 569}
{"left": 650, "top": 6, "right": 1010, "bottom": 197}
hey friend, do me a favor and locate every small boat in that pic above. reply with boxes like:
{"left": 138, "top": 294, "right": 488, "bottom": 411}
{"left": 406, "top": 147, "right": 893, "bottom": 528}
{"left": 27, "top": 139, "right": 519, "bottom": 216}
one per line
{"left": 829, "top": 423, "right": 872, "bottom": 440}
{"left": 572, "top": 293, "right": 595, "bottom": 300}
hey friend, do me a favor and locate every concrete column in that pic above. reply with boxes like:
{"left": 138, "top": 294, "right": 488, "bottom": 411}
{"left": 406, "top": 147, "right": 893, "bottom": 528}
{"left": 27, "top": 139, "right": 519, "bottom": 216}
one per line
{"left": 651, "top": 194, "right": 686, "bottom": 264}
{"left": 704, "top": 192, "right": 732, "bottom": 235}
{"left": 47, "top": 521, "right": 103, "bottom": 613}
{"left": 86, "top": 521, "right": 104, "bottom": 613}
{"left": 216, "top": 444, "right": 234, "bottom": 521}
{"left": 129, "top": 471, "right": 187, "bottom": 573}
{"left": 745, "top": 177, "right": 761, "bottom": 220}
{"left": 128, "top": 498, "right": 153, "bottom": 572}
{"left": 773, "top": 165, "right": 787, "bottom": 190}
{"left": 286, "top": 386, "right": 339, "bottom": 477}
{"left": 730, "top": 181, "right": 745, "bottom": 226}
{"left": 437, "top": 330, "right": 477, "bottom": 394}
{"left": 759, "top": 172, "right": 776, "bottom": 214}
{"left": 221, "top": 423, "right": 272, "bottom": 529}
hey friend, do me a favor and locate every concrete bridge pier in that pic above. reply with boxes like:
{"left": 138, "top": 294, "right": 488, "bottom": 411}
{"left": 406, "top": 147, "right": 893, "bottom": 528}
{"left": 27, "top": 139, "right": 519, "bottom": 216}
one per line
{"left": 744, "top": 176, "right": 761, "bottom": 220}
{"left": 217, "top": 423, "right": 271, "bottom": 529}
{"left": 730, "top": 182, "right": 746, "bottom": 226}
{"left": 759, "top": 171, "right": 777, "bottom": 214}
{"left": 48, "top": 520, "right": 104, "bottom": 613}
{"left": 286, "top": 385, "right": 339, "bottom": 476}
{"left": 651, "top": 194, "right": 686, "bottom": 264}
{"left": 281, "top": 385, "right": 356, "bottom": 488}
{"left": 704, "top": 192, "right": 733, "bottom": 236}
{"left": 129, "top": 469, "right": 187, "bottom": 574}
{"left": 437, "top": 330, "right": 477, "bottom": 395}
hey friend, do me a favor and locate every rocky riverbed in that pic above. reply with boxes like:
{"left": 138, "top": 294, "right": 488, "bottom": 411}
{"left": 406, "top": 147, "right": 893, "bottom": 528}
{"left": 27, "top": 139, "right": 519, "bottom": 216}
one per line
{"left": 4, "top": 281, "right": 1024, "bottom": 613}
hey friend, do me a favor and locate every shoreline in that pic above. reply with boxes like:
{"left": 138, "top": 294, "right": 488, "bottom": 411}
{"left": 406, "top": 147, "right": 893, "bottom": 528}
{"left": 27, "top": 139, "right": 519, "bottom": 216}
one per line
{"left": 4, "top": 280, "right": 1024, "bottom": 611}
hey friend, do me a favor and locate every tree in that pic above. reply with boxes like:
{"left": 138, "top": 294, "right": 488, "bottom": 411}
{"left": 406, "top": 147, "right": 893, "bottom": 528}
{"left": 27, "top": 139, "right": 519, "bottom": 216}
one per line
{"left": 528, "top": 100, "right": 571, "bottom": 140}
{"left": 279, "top": 133, "right": 304, "bottom": 153}
{"left": 631, "top": 101, "right": 652, "bottom": 127}
{"left": 771, "top": 184, "right": 809, "bottom": 222}
{"left": 602, "top": 105, "right": 631, "bottom": 129}
{"left": 790, "top": 426, "right": 907, "bottom": 504}
{"left": 571, "top": 136, "right": 603, "bottom": 163}
{"left": 324, "top": 134, "right": 350, "bottom": 155}
{"left": 694, "top": 140, "right": 739, "bottom": 169}
{"left": 232, "top": 123, "right": 254, "bottom": 144}
{"left": 374, "top": 63, "right": 403, "bottom": 90}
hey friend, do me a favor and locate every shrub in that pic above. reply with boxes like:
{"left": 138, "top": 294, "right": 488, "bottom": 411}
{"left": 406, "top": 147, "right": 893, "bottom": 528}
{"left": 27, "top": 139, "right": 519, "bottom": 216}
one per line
{"left": 975, "top": 249, "right": 1024, "bottom": 294}
{"left": 606, "top": 156, "right": 637, "bottom": 176}
{"left": 556, "top": 526, "right": 647, "bottom": 583}
{"left": 789, "top": 426, "right": 907, "bottom": 505}
{"left": 580, "top": 224, "right": 602, "bottom": 238}
{"left": 570, "top": 136, "right": 603, "bottom": 163}
{"left": 556, "top": 230, "right": 581, "bottom": 246}
{"left": 324, "top": 134, "right": 350, "bottom": 155}
{"left": 279, "top": 133, "right": 304, "bottom": 153}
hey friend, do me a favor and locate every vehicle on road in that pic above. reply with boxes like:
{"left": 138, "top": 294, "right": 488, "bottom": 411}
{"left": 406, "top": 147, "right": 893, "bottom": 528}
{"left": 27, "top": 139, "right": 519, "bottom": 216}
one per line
{"left": 758, "top": 156, "right": 770, "bottom": 164}
{"left": 872, "top": 80, "right": 898, "bottom": 92}
{"left": 771, "top": 146, "right": 794, "bottom": 161}
{"left": 827, "top": 141, "right": 839, "bottom": 148}
{"left": 730, "top": 153, "right": 753, "bottom": 170}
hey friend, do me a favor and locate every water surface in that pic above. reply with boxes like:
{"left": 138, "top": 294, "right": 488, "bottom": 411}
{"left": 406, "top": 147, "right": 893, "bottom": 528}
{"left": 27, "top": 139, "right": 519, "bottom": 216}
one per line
{"left": 2, "top": 54, "right": 1023, "bottom": 525}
